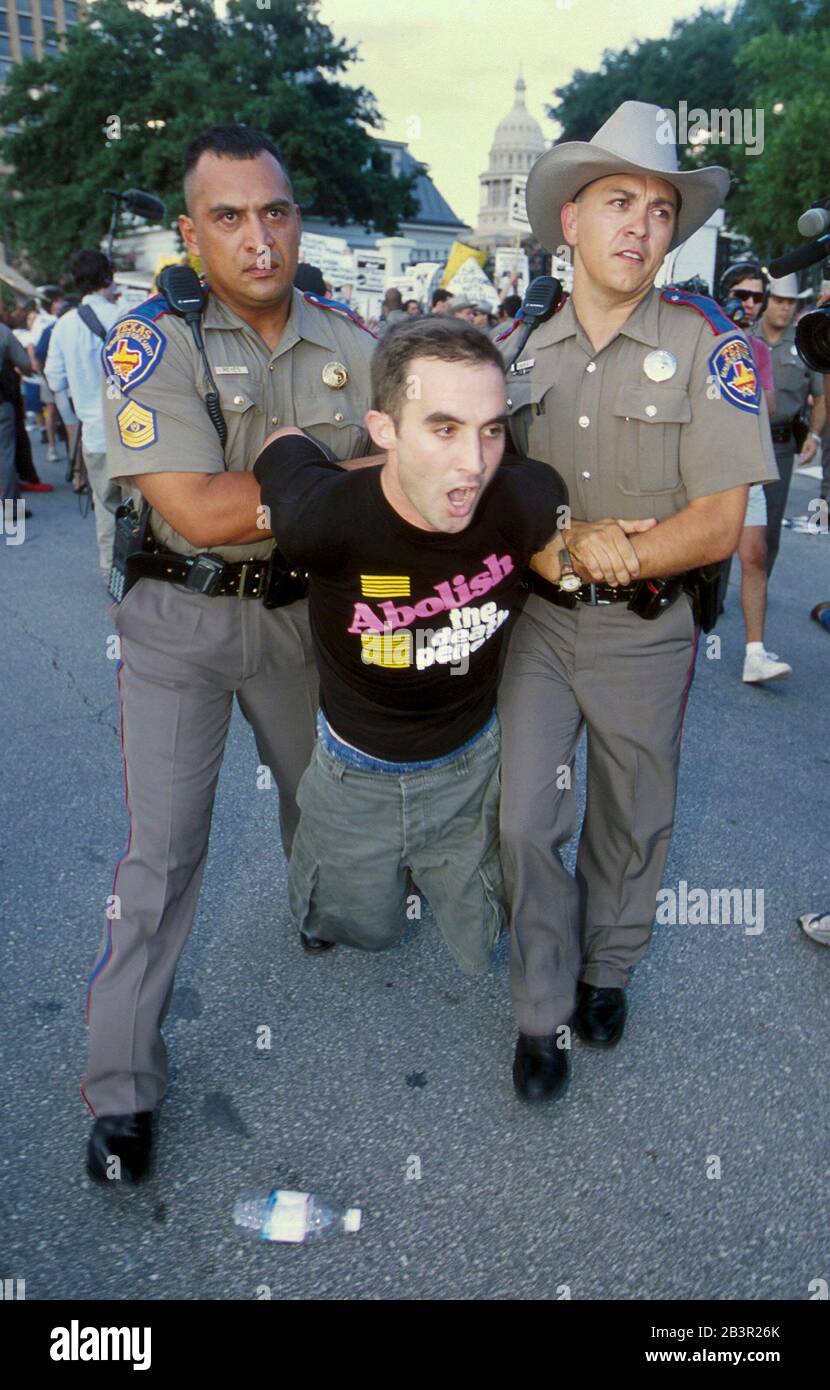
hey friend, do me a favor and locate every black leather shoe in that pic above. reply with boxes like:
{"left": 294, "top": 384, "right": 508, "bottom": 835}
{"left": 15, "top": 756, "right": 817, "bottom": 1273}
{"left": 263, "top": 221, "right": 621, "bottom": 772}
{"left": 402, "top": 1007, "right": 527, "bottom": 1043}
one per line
{"left": 299, "top": 931, "right": 336, "bottom": 955}
{"left": 512, "top": 1032, "right": 570, "bottom": 1103}
{"left": 574, "top": 984, "right": 626, "bottom": 1047}
{"left": 87, "top": 1112, "right": 153, "bottom": 1185}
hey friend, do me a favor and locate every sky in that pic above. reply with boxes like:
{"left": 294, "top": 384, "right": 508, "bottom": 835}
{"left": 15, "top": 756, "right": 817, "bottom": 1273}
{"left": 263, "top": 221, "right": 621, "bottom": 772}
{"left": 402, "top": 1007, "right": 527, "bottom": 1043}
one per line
{"left": 316, "top": 0, "right": 730, "bottom": 229}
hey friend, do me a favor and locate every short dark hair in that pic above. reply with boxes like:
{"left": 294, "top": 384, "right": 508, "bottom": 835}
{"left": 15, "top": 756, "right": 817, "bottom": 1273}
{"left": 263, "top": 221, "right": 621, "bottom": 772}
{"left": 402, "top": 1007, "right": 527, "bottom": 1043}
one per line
{"left": 431, "top": 288, "right": 451, "bottom": 308}
{"left": 371, "top": 317, "right": 504, "bottom": 423}
{"left": 70, "top": 250, "right": 113, "bottom": 295}
{"left": 183, "top": 124, "right": 293, "bottom": 212}
{"left": 499, "top": 294, "right": 522, "bottom": 319}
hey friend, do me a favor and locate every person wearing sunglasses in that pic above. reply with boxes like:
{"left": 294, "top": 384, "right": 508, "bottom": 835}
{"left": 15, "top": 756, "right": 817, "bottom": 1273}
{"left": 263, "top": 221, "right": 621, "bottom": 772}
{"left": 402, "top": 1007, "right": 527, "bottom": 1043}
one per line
{"left": 718, "top": 262, "right": 791, "bottom": 683}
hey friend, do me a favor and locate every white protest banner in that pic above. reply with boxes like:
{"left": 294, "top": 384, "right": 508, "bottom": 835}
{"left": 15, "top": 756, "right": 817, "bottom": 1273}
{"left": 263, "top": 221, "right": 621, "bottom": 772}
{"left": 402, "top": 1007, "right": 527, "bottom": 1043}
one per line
{"left": 494, "top": 248, "right": 529, "bottom": 297}
{"left": 507, "top": 176, "right": 529, "bottom": 232}
{"left": 446, "top": 256, "right": 499, "bottom": 310}
{"left": 354, "top": 252, "right": 387, "bottom": 292}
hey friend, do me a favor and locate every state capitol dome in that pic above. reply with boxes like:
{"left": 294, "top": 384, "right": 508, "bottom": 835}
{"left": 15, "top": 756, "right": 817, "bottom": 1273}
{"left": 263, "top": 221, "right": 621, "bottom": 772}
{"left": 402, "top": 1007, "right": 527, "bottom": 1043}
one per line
{"left": 473, "top": 74, "right": 548, "bottom": 249}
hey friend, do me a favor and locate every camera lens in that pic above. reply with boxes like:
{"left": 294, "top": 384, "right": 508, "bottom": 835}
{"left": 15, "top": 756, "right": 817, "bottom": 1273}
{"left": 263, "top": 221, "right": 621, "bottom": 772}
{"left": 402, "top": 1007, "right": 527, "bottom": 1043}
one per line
{"left": 795, "top": 307, "right": 830, "bottom": 372}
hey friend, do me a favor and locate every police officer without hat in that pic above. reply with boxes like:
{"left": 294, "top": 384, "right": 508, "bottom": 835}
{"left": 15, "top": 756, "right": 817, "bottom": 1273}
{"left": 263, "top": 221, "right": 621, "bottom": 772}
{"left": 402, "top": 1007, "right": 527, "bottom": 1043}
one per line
{"left": 751, "top": 272, "right": 825, "bottom": 575}
{"left": 496, "top": 101, "right": 777, "bottom": 1102}
{"left": 83, "top": 125, "right": 375, "bottom": 1183}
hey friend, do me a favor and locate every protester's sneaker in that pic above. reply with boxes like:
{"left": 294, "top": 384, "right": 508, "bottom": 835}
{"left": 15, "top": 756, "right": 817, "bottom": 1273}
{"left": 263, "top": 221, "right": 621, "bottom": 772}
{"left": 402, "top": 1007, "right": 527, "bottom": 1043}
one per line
{"left": 742, "top": 649, "right": 792, "bottom": 683}
{"left": 47, "top": 448, "right": 59, "bottom": 462}
{"left": 797, "top": 912, "right": 830, "bottom": 945}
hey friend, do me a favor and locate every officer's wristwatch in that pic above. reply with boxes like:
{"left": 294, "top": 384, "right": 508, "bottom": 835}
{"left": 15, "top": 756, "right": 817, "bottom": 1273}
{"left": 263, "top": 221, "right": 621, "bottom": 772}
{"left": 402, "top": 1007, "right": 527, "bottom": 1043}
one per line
{"left": 558, "top": 546, "right": 582, "bottom": 593}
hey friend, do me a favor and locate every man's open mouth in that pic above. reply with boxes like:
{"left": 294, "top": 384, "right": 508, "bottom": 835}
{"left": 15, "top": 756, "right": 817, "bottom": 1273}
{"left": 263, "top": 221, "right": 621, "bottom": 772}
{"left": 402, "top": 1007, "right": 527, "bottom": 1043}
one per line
{"left": 617, "top": 250, "right": 644, "bottom": 263}
{"left": 447, "top": 486, "right": 477, "bottom": 514}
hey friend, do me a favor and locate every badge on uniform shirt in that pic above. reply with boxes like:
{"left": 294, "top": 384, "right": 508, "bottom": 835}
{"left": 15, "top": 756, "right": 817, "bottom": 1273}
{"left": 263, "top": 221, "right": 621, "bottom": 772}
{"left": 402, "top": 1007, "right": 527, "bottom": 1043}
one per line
{"left": 103, "top": 317, "right": 166, "bottom": 393}
{"left": 116, "top": 399, "right": 158, "bottom": 450}
{"left": 708, "top": 335, "right": 760, "bottom": 413}
{"left": 511, "top": 357, "right": 535, "bottom": 374}
{"left": 322, "top": 361, "right": 348, "bottom": 389}
{"left": 214, "top": 365, "right": 249, "bottom": 375}
{"left": 643, "top": 349, "right": 677, "bottom": 382}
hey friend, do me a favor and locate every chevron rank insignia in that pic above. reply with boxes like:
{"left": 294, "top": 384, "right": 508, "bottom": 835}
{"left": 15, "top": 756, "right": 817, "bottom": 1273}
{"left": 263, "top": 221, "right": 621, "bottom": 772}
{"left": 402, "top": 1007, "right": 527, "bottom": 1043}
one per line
{"left": 103, "top": 316, "right": 166, "bottom": 393}
{"left": 708, "top": 335, "right": 760, "bottom": 413}
{"left": 116, "top": 399, "right": 158, "bottom": 450}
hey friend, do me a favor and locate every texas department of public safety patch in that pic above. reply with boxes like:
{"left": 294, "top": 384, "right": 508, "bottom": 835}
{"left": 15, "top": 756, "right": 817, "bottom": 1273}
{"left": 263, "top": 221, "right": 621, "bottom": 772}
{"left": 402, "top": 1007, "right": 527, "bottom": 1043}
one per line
{"left": 116, "top": 399, "right": 157, "bottom": 450}
{"left": 708, "top": 335, "right": 760, "bottom": 413}
{"left": 103, "top": 316, "right": 166, "bottom": 393}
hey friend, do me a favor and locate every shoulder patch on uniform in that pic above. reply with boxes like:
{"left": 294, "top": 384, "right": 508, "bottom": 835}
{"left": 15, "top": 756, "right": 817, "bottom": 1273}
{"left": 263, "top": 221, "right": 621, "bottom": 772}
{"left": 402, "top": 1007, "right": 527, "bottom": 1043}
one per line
{"left": 116, "top": 398, "right": 158, "bottom": 449}
{"left": 102, "top": 314, "right": 167, "bottom": 394}
{"left": 303, "top": 291, "right": 377, "bottom": 338}
{"left": 708, "top": 334, "right": 760, "bottom": 414}
{"left": 661, "top": 287, "right": 735, "bottom": 336}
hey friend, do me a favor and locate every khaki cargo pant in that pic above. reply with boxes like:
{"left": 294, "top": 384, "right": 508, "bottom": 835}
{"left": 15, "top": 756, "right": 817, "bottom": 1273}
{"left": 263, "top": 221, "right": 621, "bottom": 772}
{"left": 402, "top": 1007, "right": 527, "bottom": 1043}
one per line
{"left": 289, "top": 715, "right": 506, "bottom": 975}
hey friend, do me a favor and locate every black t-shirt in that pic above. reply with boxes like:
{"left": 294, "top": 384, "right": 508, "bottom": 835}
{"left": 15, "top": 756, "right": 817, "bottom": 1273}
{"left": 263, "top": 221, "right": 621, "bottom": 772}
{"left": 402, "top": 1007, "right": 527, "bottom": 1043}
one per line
{"left": 254, "top": 436, "right": 567, "bottom": 760}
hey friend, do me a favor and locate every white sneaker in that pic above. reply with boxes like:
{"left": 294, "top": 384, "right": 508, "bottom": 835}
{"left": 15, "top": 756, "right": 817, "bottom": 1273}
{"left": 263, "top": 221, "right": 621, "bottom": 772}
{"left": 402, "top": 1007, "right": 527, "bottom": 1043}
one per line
{"left": 742, "top": 649, "right": 792, "bottom": 682}
{"left": 47, "top": 448, "right": 58, "bottom": 462}
{"left": 797, "top": 912, "right": 830, "bottom": 945}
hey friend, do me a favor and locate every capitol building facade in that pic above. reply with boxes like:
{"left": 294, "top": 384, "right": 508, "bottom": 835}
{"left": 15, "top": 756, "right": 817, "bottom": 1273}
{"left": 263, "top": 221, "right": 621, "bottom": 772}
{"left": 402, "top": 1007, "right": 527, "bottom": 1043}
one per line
{"left": 472, "top": 73, "right": 548, "bottom": 253}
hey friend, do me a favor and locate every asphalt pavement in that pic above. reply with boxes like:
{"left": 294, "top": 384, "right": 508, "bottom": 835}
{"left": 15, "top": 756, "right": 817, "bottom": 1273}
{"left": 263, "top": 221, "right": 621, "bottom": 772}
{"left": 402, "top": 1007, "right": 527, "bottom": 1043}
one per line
{"left": 1, "top": 437, "right": 828, "bottom": 1301}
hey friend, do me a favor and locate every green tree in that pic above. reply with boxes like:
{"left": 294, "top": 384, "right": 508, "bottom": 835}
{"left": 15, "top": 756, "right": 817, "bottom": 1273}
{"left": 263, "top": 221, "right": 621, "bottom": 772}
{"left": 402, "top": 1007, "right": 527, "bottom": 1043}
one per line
{"left": 546, "top": 1, "right": 830, "bottom": 259}
{"left": 0, "top": 0, "right": 417, "bottom": 280}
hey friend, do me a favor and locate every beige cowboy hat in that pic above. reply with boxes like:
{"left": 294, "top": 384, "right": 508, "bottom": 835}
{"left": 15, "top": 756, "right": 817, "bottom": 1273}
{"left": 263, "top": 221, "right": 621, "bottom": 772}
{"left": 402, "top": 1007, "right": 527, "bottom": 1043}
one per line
{"left": 527, "top": 101, "right": 730, "bottom": 254}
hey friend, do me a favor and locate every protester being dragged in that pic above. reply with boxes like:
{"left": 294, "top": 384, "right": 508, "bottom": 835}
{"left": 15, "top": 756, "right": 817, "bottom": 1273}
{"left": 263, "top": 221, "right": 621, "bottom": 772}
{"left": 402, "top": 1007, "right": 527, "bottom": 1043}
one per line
{"left": 253, "top": 317, "right": 569, "bottom": 973}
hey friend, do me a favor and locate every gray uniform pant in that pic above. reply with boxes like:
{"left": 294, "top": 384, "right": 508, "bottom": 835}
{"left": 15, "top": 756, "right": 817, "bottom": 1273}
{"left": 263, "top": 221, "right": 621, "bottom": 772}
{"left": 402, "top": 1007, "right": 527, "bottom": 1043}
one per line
{"left": 0, "top": 400, "right": 19, "bottom": 505}
{"left": 81, "top": 578, "right": 318, "bottom": 1117}
{"left": 498, "top": 591, "right": 698, "bottom": 1037}
{"left": 764, "top": 441, "right": 795, "bottom": 577}
{"left": 83, "top": 450, "right": 123, "bottom": 581}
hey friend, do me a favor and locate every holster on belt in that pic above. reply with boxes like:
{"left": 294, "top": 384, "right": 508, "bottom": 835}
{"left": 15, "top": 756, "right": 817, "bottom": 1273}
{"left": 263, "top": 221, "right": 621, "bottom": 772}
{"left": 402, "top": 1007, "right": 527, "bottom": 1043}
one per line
{"left": 110, "top": 499, "right": 308, "bottom": 607}
{"left": 682, "top": 563, "right": 722, "bottom": 633}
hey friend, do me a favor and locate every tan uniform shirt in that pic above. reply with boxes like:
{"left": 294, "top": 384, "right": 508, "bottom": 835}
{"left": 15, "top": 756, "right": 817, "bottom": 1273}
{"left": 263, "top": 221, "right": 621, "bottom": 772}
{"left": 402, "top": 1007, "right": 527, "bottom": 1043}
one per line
{"left": 101, "top": 287, "right": 375, "bottom": 562}
{"left": 500, "top": 286, "right": 778, "bottom": 523}
{"left": 751, "top": 322, "right": 824, "bottom": 426}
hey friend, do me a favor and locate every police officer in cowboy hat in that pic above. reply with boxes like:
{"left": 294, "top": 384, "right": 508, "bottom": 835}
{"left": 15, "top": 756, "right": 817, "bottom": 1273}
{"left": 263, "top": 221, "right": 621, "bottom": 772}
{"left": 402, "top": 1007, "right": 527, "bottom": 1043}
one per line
{"left": 496, "top": 101, "right": 777, "bottom": 1102}
{"left": 83, "top": 124, "right": 376, "bottom": 1184}
{"left": 751, "top": 272, "right": 825, "bottom": 575}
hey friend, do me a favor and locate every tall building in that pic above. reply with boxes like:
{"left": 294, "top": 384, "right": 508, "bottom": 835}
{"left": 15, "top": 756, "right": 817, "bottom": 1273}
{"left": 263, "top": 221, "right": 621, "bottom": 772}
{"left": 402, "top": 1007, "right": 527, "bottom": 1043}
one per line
{"left": 473, "top": 73, "right": 547, "bottom": 253}
{"left": 0, "top": 0, "right": 86, "bottom": 88}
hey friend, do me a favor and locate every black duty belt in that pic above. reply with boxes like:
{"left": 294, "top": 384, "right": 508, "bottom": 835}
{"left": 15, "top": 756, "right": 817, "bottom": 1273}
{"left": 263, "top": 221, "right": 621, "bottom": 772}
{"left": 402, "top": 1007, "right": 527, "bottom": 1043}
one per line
{"left": 127, "top": 545, "right": 310, "bottom": 604}
{"left": 770, "top": 423, "right": 793, "bottom": 444}
{"left": 530, "top": 572, "right": 639, "bottom": 608}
